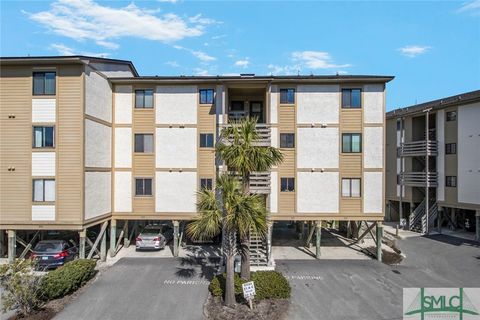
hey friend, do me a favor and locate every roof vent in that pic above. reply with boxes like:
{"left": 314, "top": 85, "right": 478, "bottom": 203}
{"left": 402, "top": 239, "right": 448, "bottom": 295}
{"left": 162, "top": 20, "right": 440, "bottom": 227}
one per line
{"left": 240, "top": 73, "right": 255, "bottom": 77}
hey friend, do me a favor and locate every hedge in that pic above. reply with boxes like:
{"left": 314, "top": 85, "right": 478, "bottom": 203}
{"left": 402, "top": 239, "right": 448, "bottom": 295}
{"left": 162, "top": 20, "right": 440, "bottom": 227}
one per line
{"left": 209, "top": 271, "right": 291, "bottom": 301}
{"left": 41, "top": 259, "right": 97, "bottom": 300}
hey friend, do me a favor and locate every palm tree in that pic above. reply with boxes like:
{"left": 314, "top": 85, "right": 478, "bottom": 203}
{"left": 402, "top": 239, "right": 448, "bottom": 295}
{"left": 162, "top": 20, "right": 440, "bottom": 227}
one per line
{"left": 216, "top": 117, "right": 283, "bottom": 280}
{"left": 187, "top": 174, "right": 267, "bottom": 307}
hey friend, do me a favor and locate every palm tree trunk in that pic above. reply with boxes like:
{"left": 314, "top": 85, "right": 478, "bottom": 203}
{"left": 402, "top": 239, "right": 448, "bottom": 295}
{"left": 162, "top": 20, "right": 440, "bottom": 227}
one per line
{"left": 240, "top": 236, "right": 250, "bottom": 280}
{"left": 224, "top": 229, "right": 236, "bottom": 306}
{"left": 240, "top": 173, "right": 251, "bottom": 280}
{"left": 225, "top": 252, "right": 236, "bottom": 307}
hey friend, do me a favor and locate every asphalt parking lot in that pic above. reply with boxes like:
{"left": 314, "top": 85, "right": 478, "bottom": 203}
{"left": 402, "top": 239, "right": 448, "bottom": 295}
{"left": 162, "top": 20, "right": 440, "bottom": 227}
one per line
{"left": 52, "top": 233, "right": 479, "bottom": 320}
{"left": 276, "top": 234, "right": 480, "bottom": 320}
{"left": 54, "top": 257, "right": 219, "bottom": 320}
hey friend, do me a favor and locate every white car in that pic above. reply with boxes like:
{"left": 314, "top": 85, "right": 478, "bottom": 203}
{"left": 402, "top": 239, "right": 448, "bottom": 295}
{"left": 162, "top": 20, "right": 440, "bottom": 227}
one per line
{"left": 135, "top": 224, "right": 173, "bottom": 250}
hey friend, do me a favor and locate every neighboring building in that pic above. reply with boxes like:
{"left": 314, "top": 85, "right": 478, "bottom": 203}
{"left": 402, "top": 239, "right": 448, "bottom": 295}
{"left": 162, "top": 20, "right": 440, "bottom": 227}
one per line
{"left": 385, "top": 90, "right": 480, "bottom": 239}
{"left": 0, "top": 56, "right": 393, "bottom": 263}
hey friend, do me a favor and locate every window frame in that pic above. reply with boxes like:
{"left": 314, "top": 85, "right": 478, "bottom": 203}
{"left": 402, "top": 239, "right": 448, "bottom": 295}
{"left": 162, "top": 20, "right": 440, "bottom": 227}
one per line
{"left": 135, "top": 89, "right": 154, "bottom": 109}
{"left": 135, "top": 178, "right": 153, "bottom": 196}
{"left": 200, "top": 178, "right": 213, "bottom": 190}
{"left": 446, "top": 111, "right": 457, "bottom": 122}
{"left": 445, "top": 143, "right": 457, "bottom": 155}
{"left": 446, "top": 176, "right": 457, "bottom": 187}
{"left": 134, "top": 133, "right": 154, "bottom": 153}
{"left": 199, "top": 89, "right": 215, "bottom": 104}
{"left": 341, "top": 178, "right": 361, "bottom": 198}
{"left": 341, "top": 88, "right": 362, "bottom": 109}
{"left": 279, "top": 88, "right": 295, "bottom": 104}
{"left": 32, "top": 179, "right": 55, "bottom": 202}
{"left": 33, "top": 72, "right": 56, "bottom": 96}
{"left": 33, "top": 126, "right": 55, "bottom": 148}
{"left": 280, "top": 133, "right": 295, "bottom": 148}
{"left": 342, "top": 133, "right": 362, "bottom": 153}
{"left": 280, "top": 177, "right": 295, "bottom": 192}
{"left": 199, "top": 133, "right": 214, "bottom": 148}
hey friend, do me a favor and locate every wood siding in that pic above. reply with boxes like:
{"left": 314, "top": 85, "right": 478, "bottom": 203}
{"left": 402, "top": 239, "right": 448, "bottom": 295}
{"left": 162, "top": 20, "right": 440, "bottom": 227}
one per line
{"left": 56, "top": 65, "right": 84, "bottom": 223}
{"left": 0, "top": 66, "right": 32, "bottom": 223}
{"left": 133, "top": 106, "right": 155, "bottom": 213}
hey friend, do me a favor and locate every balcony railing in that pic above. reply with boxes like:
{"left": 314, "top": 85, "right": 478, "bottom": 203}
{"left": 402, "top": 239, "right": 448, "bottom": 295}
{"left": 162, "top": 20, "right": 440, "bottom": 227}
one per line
{"left": 229, "top": 171, "right": 271, "bottom": 194}
{"left": 399, "top": 171, "right": 438, "bottom": 187}
{"left": 397, "top": 140, "right": 438, "bottom": 157}
{"left": 221, "top": 124, "right": 271, "bottom": 146}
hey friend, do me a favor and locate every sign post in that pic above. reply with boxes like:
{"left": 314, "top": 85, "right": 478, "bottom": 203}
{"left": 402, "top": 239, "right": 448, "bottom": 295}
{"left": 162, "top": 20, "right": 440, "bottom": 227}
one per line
{"left": 242, "top": 281, "right": 256, "bottom": 309}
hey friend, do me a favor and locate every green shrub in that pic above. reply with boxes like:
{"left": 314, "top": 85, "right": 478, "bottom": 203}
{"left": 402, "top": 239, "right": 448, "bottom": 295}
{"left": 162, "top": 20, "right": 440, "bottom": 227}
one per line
{"left": 209, "top": 272, "right": 244, "bottom": 298}
{"left": 251, "top": 271, "right": 291, "bottom": 299}
{"left": 41, "top": 259, "right": 96, "bottom": 300}
{"left": 209, "top": 271, "right": 290, "bottom": 301}
{"left": 0, "top": 259, "right": 44, "bottom": 316}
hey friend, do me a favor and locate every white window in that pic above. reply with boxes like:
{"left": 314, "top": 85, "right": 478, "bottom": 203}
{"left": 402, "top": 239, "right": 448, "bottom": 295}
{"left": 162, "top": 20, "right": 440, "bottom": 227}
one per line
{"left": 33, "top": 179, "right": 55, "bottom": 202}
{"left": 342, "top": 178, "right": 361, "bottom": 197}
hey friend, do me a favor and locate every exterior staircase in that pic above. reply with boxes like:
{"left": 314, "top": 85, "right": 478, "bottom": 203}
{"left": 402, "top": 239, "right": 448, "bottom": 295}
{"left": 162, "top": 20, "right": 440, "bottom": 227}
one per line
{"left": 249, "top": 231, "right": 268, "bottom": 267}
{"left": 409, "top": 199, "right": 438, "bottom": 234}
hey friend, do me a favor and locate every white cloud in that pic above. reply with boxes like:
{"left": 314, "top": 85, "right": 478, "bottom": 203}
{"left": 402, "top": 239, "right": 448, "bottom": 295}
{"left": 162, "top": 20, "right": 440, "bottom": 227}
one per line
{"left": 457, "top": 0, "right": 480, "bottom": 14}
{"left": 158, "top": 0, "right": 179, "bottom": 3}
{"left": 398, "top": 45, "right": 431, "bottom": 58}
{"left": 165, "top": 60, "right": 179, "bottom": 67}
{"left": 234, "top": 58, "right": 250, "bottom": 68}
{"left": 192, "top": 50, "right": 216, "bottom": 62}
{"left": 194, "top": 68, "right": 210, "bottom": 76}
{"left": 50, "top": 43, "right": 109, "bottom": 57}
{"left": 291, "top": 51, "right": 351, "bottom": 69}
{"left": 27, "top": 0, "right": 216, "bottom": 49}
{"left": 267, "top": 64, "right": 301, "bottom": 75}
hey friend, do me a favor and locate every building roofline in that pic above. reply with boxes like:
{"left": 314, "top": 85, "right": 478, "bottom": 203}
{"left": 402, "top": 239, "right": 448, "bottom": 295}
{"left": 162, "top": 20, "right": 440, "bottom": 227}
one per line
{"left": 386, "top": 89, "right": 480, "bottom": 119}
{"left": 110, "top": 74, "right": 394, "bottom": 84}
{"left": 0, "top": 55, "right": 139, "bottom": 77}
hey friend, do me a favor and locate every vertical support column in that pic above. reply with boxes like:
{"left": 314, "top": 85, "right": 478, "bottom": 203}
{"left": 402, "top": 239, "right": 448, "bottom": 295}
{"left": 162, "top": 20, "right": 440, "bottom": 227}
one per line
{"left": 266, "top": 221, "right": 273, "bottom": 266}
{"left": 424, "top": 108, "right": 431, "bottom": 235}
{"left": 476, "top": 210, "right": 480, "bottom": 242}
{"left": 110, "top": 219, "right": 117, "bottom": 258}
{"left": 315, "top": 221, "right": 322, "bottom": 259}
{"left": 376, "top": 222, "right": 383, "bottom": 262}
{"left": 399, "top": 117, "right": 404, "bottom": 228}
{"left": 347, "top": 221, "right": 352, "bottom": 238}
{"left": 100, "top": 230, "right": 107, "bottom": 262}
{"left": 79, "top": 230, "right": 86, "bottom": 259}
{"left": 8, "top": 230, "right": 16, "bottom": 263}
{"left": 173, "top": 220, "right": 179, "bottom": 257}
{"left": 437, "top": 207, "right": 443, "bottom": 234}
{"left": 124, "top": 221, "right": 130, "bottom": 248}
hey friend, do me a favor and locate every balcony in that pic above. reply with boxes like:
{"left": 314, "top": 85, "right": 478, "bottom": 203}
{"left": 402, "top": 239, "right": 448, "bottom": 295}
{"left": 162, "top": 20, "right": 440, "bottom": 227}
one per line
{"left": 229, "top": 171, "right": 271, "bottom": 194}
{"left": 399, "top": 172, "right": 438, "bottom": 188}
{"left": 221, "top": 123, "right": 271, "bottom": 146}
{"left": 397, "top": 140, "right": 438, "bottom": 157}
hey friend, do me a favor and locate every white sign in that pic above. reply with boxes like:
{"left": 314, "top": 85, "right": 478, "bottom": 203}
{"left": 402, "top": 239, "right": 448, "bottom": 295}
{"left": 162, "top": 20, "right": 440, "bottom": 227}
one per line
{"left": 242, "top": 281, "right": 256, "bottom": 299}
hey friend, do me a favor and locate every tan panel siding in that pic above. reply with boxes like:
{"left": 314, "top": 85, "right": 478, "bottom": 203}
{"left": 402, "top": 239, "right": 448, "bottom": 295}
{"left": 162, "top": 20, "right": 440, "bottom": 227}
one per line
{"left": 57, "top": 65, "right": 84, "bottom": 223}
{"left": 198, "top": 105, "right": 215, "bottom": 132}
{"left": 133, "top": 197, "right": 155, "bottom": 214}
{"left": 132, "top": 103, "right": 155, "bottom": 214}
{"left": 198, "top": 150, "right": 215, "bottom": 176}
{"left": 340, "top": 198, "right": 362, "bottom": 214}
{"left": 278, "top": 192, "right": 295, "bottom": 214}
{"left": 133, "top": 109, "right": 155, "bottom": 131}
{"left": 340, "top": 155, "right": 362, "bottom": 176}
{"left": 444, "top": 107, "right": 458, "bottom": 204}
{"left": 278, "top": 150, "right": 295, "bottom": 175}
{"left": 133, "top": 155, "right": 155, "bottom": 176}
{"left": 278, "top": 106, "right": 295, "bottom": 131}
{"left": 340, "top": 109, "right": 362, "bottom": 131}
{"left": 0, "top": 66, "right": 32, "bottom": 222}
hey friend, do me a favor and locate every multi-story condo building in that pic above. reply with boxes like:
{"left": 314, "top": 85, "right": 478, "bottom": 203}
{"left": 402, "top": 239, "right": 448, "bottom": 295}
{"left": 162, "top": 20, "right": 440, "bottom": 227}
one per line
{"left": 385, "top": 90, "right": 480, "bottom": 240}
{"left": 1, "top": 56, "right": 393, "bottom": 264}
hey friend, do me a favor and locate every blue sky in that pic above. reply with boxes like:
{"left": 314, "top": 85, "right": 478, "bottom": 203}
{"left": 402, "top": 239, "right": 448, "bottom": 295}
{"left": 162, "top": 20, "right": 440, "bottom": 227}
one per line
{"left": 1, "top": 0, "right": 479, "bottom": 110}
